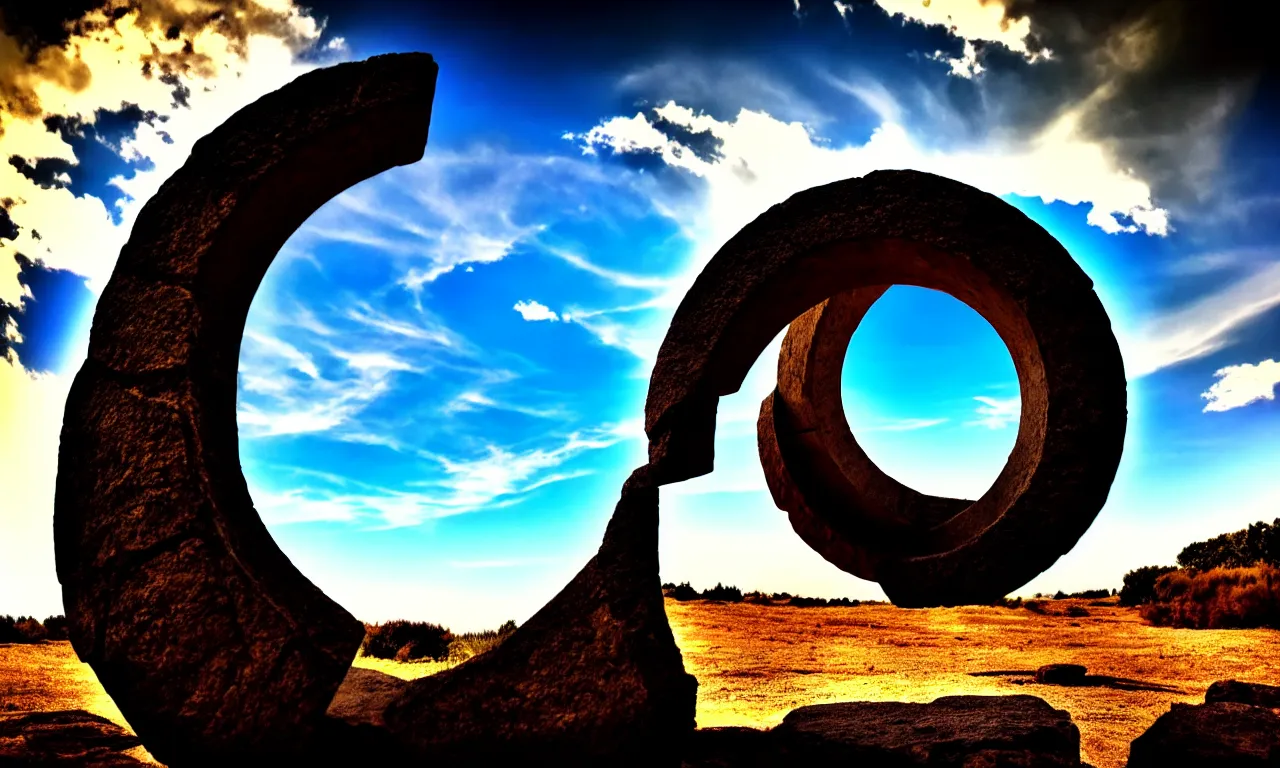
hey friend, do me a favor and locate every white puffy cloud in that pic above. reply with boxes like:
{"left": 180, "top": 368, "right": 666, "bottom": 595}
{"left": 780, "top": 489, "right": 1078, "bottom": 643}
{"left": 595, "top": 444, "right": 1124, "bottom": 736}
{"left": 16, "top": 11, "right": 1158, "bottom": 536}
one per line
{"left": 1201, "top": 359, "right": 1280, "bottom": 413}
{"left": 576, "top": 96, "right": 1167, "bottom": 254}
{"left": 513, "top": 299, "right": 560, "bottom": 322}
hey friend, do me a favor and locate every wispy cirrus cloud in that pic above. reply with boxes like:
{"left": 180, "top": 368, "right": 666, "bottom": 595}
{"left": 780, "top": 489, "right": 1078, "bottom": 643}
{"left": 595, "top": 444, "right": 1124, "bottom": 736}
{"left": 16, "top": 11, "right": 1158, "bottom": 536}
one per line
{"left": 442, "top": 389, "right": 566, "bottom": 420}
{"left": 857, "top": 417, "right": 949, "bottom": 432}
{"left": 246, "top": 424, "right": 622, "bottom": 529}
{"left": 292, "top": 145, "right": 653, "bottom": 309}
{"left": 536, "top": 243, "right": 675, "bottom": 289}
{"left": 345, "top": 301, "right": 461, "bottom": 347}
{"left": 236, "top": 327, "right": 422, "bottom": 438}
{"left": 1124, "top": 260, "right": 1280, "bottom": 378}
{"left": 968, "top": 396, "right": 1021, "bottom": 429}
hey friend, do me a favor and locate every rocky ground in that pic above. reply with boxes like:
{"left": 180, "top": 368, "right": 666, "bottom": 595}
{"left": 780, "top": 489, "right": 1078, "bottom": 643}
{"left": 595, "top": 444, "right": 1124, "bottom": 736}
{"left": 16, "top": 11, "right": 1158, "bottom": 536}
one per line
{"left": 3, "top": 598, "right": 1279, "bottom": 766}
{"left": 663, "top": 597, "right": 1280, "bottom": 767}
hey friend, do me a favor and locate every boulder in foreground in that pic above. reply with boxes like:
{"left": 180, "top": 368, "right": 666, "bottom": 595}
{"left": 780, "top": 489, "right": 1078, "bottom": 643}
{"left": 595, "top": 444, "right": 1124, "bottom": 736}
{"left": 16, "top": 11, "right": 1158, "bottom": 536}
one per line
{"left": 1126, "top": 702, "right": 1280, "bottom": 767}
{"left": 1205, "top": 680, "right": 1280, "bottom": 709}
{"left": 0, "top": 709, "right": 144, "bottom": 766}
{"left": 773, "top": 694, "right": 1083, "bottom": 766}
{"left": 326, "top": 666, "right": 409, "bottom": 728}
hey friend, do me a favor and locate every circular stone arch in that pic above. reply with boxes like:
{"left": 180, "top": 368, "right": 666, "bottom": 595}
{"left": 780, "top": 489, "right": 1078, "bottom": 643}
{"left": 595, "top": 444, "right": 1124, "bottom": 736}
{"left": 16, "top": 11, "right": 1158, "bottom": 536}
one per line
{"left": 645, "top": 170, "right": 1127, "bottom": 606}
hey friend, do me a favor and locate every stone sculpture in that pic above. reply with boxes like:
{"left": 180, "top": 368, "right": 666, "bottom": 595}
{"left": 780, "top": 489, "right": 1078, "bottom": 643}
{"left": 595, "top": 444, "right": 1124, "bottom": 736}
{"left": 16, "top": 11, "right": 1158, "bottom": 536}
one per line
{"left": 744, "top": 176, "right": 1128, "bottom": 606}
{"left": 55, "top": 51, "right": 1126, "bottom": 764}
{"left": 54, "top": 52, "right": 440, "bottom": 763}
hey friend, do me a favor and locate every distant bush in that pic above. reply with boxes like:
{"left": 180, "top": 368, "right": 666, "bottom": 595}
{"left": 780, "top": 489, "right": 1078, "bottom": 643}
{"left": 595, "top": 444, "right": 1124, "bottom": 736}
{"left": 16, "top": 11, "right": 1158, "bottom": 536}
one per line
{"left": 1064, "top": 605, "right": 1090, "bottom": 618}
{"left": 992, "top": 596, "right": 1023, "bottom": 609}
{"left": 1177, "top": 518, "right": 1280, "bottom": 572}
{"left": 667, "top": 582, "right": 699, "bottom": 601}
{"left": 700, "top": 583, "right": 744, "bottom": 602}
{"left": 1024, "top": 600, "right": 1047, "bottom": 615}
{"left": 361, "top": 620, "right": 453, "bottom": 662}
{"left": 1064, "top": 589, "right": 1111, "bottom": 600}
{"left": 1140, "top": 565, "right": 1280, "bottom": 629}
{"left": 789, "top": 596, "right": 860, "bottom": 608}
{"left": 1119, "top": 565, "right": 1180, "bottom": 606}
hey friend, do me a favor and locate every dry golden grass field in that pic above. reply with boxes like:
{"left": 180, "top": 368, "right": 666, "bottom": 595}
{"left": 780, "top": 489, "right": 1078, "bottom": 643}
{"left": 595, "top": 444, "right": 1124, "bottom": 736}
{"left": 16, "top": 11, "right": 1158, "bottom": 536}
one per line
{"left": 3, "top": 598, "right": 1279, "bottom": 767}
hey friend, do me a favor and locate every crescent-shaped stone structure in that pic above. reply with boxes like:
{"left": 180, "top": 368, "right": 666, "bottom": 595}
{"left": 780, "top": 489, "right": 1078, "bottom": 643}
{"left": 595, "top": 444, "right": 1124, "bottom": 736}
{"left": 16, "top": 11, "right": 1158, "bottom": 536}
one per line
{"left": 52, "top": 54, "right": 439, "bottom": 763}
{"left": 54, "top": 52, "right": 696, "bottom": 767}
{"left": 645, "top": 171, "right": 1127, "bottom": 607}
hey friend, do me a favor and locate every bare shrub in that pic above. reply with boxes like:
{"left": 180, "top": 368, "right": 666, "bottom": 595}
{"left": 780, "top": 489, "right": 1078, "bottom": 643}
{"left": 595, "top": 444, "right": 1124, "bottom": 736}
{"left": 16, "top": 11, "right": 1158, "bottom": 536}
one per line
{"left": 1140, "top": 565, "right": 1280, "bottom": 629}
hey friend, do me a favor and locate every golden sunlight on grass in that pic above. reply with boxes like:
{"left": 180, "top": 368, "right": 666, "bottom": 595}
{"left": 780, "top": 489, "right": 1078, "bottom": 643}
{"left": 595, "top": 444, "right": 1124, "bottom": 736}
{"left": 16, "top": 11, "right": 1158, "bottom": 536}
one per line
{"left": 663, "top": 597, "right": 1280, "bottom": 768}
{"left": 0, "top": 642, "right": 159, "bottom": 764}
{"left": 349, "top": 649, "right": 457, "bottom": 680}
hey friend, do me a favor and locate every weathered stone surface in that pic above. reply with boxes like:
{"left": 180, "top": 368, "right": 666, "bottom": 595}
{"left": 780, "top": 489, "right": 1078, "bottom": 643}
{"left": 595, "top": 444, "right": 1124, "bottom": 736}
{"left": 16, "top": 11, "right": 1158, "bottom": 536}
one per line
{"left": 0, "top": 709, "right": 145, "bottom": 766}
{"left": 1206, "top": 680, "right": 1280, "bottom": 708}
{"left": 773, "top": 695, "right": 1083, "bottom": 766}
{"left": 645, "top": 170, "right": 1126, "bottom": 605}
{"left": 326, "top": 667, "right": 410, "bottom": 728}
{"left": 382, "top": 465, "right": 697, "bottom": 765}
{"left": 1036, "top": 665, "right": 1088, "bottom": 686}
{"left": 1126, "top": 702, "right": 1280, "bottom": 767}
{"left": 53, "top": 53, "right": 438, "bottom": 764}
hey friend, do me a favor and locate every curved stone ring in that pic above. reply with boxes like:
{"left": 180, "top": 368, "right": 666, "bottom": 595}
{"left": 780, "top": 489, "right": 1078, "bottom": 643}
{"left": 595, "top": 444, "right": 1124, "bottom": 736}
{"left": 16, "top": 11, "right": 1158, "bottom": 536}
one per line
{"left": 54, "top": 53, "right": 694, "bottom": 766}
{"left": 646, "top": 173, "right": 1128, "bottom": 607}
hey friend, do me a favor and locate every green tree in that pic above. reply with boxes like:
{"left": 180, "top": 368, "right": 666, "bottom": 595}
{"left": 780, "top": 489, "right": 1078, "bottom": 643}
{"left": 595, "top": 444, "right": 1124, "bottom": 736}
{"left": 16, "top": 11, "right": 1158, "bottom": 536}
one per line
{"left": 1177, "top": 518, "right": 1280, "bottom": 572}
{"left": 1119, "top": 565, "right": 1179, "bottom": 606}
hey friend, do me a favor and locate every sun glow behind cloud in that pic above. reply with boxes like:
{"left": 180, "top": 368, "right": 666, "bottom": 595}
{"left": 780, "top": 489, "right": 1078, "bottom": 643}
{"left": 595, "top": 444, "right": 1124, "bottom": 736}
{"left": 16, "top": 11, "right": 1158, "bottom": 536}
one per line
{"left": 0, "top": 0, "right": 345, "bottom": 616}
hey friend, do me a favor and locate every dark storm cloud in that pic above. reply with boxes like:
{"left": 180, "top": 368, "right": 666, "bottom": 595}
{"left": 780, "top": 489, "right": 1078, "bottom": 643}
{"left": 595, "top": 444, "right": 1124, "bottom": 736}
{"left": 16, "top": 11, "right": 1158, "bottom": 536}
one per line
{"left": 0, "top": 198, "right": 18, "bottom": 241}
{"left": 976, "top": 0, "right": 1273, "bottom": 214}
{"left": 650, "top": 111, "right": 724, "bottom": 163}
{"left": 0, "top": 1, "right": 105, "bottom": 53}
{"left": 8, "top": 102, "right": 163, "bottom": 221}
{"left": 0, "top": 253, "right": 93, "bottom": 371}
{"left": 158, "top": 71, "right": 191, "bottom": 108}
{"left": 0, "top": 0, "right": 321, "bottom": 129}
{"left": 7, "top": 155, "right": 75, "bottom": 190}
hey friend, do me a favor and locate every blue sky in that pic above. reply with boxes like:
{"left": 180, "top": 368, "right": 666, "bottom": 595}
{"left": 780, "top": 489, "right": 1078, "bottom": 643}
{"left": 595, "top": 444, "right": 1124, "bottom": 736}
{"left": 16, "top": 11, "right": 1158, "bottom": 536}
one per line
{"left": 1, "top": 0, "right": 1277, "bottom": 630}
